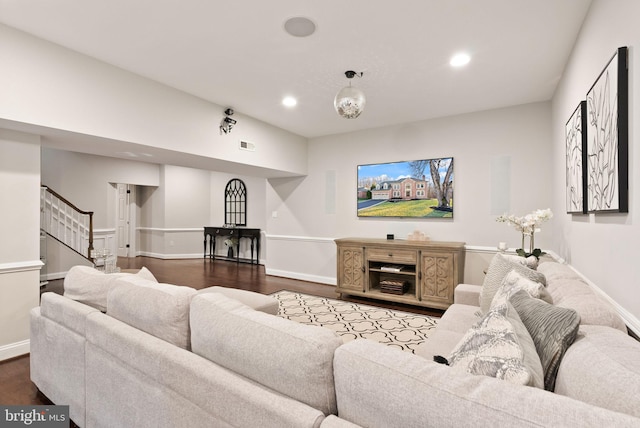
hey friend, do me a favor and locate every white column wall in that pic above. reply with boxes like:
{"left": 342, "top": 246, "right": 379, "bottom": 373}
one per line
{"left": 149, "top": 165, "right": 211, "bottom": 258}
{"left": 0, "top": 130, "right": 41, "bottom": 360}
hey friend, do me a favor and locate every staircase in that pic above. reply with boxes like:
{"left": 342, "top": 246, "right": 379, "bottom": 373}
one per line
{"left": 40, "top": 186, "right": 94, "bottom": 264}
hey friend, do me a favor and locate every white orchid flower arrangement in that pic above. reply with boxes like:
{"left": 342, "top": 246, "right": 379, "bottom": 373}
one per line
{"left": 496, "top": 208, "right": 553, "bottom": 259}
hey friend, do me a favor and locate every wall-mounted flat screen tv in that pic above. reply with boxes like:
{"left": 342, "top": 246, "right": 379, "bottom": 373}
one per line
{"left": 357, "top": 157, "right": 454, "bottom": 218}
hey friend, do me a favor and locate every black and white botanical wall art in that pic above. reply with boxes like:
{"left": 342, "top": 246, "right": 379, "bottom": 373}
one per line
{"left": 585, "top": 46, "right": 629, "bottom": 213}
{"left": 565, "top": 101, "right": 588, "bottom": 214}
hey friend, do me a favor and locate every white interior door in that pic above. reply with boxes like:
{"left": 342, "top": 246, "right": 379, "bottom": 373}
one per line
{"left": 116, "top": 183, "right": 130, "bottom": 257}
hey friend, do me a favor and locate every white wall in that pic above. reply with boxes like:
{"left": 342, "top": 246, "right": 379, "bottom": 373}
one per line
{"left": 0, "top": 130, "right": 41, "bottom": 360}
{"left": 551, "top": 0, "right": 640, "bottom": 330}
{"left": 266, "top": 102, "right": 554, "bottom": 283}
{"left": 138, "top": 165, "right": 211, "bottom": 258}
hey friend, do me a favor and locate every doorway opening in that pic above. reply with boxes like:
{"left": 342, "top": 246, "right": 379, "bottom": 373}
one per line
{"left": 115, "top": 183, "right": 136, "bottom": 258}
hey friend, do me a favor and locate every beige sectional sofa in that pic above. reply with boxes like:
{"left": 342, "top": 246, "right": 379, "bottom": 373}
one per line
{"left": 30, "top": 260, "right": 640, "bottom": 427}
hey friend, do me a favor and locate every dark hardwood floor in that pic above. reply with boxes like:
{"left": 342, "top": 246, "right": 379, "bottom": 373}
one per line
{"left": 0, "top": 256, "right": 443, "bottom": 410}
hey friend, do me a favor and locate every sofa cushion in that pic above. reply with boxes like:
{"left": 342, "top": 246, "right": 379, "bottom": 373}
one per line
{"left": 415, "top": 328, "right": 465, "bottom": 362}
{"left": 435, "top": 303, "right": 480, "bottom": 333}
{"left": 538, "top": 262, "right": 627, "bottom": 332}
{"left": 333, "top": 339, "right": 640, "bottom": 428}
{"left": 554, "top": 325, "right": 640, "bottom": 418}
{"left": 197, "top": 286, "right": 279, "bottom": 315}
{"left": 453, "top": 283, "right": 482, "bottom": 306}
{"left": 107, "top": 278, "right": 196, "bottom": 349}
{"left": 448, "top": 302, "right": 542, "bottom": 387}
{"left": 64, "top": 265, "right": 157, "bottom": 312}
{"left": 415, "top": 304, "right": 477, "bottom": 362}
{"left": 190, "top": 293, "right": 342, "bottom": 415}
{"left": 490, "top": 269, "right": 553, "bottom": 309}
{"left": 510, "top": 290, "right": 580, "bottom": 391}
{"left": 479, "top": 253, "right": 546, "bottom": 314}
{"left": 319, "top": 415, "right": 363, "bottom": 428}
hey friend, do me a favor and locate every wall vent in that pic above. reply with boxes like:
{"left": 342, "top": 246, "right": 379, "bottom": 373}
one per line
{"left": 239, "top": 140, "right": 256, "bottom": 152}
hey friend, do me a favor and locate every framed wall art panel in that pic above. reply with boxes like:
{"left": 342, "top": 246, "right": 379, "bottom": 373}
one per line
{"left": 565, "top": 101, "right": 588, "bottom": 214}
{"left": 585, "top": 46, "right": 628, "bottom": 213}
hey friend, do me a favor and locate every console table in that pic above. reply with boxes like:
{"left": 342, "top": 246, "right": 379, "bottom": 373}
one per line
{"left": 335, "top": 238, "right": 465, "bottom": 310}
{"left": 204, "top": 227, "right": 261, "bottom": 264}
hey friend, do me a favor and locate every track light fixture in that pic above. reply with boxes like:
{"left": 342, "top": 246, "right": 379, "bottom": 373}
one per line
{"left": 220, "top": 108, "right": 237, "bottom": 134}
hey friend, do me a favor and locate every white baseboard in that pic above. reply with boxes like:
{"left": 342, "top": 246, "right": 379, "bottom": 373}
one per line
{"left": 43, "top": 271, "right": 68, "bottom": 281}
{"left": 265, "top": 268, "right": 336, "bottom": 286}
{"left": 0, "top": 339, "right": 29, "bottom": 362}
{"left": 136, "top": 251, "right": 203, "bottom": 260}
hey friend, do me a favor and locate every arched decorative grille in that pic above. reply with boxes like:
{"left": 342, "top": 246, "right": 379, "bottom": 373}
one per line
{"left": 224, "top": 179, "right": 247, "bottom": 226}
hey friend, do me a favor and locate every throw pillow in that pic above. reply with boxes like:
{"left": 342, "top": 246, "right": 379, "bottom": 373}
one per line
{"left": 63, "top": 265, "right": 157, "bottom": 311}
{"left": 448, "top": 303, "right": 540, "bottom": 387}
{"left": 490, "top": 269, "right": 553, "bottom": 309}
{"left": 509, "top": 290, "right": 580, "bottom": 391}
{"left": 502, "top": 254, "right": 539, "bottom": 270}
{"left": 479, "top": 253, "right": 546, "bottom": 314}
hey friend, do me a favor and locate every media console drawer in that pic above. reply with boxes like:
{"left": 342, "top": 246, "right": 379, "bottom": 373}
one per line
{"left": 366, "top": 248, "right": 417, "bottom": 264}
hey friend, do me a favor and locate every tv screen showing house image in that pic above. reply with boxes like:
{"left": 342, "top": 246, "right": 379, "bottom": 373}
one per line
{"left": 357, "top": 157, "right": 454, "bottom": 218}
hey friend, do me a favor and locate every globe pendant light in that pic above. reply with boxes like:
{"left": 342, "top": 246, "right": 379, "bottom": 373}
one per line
{"left": 334, "top": 70, "right": 365, "bottom": 119}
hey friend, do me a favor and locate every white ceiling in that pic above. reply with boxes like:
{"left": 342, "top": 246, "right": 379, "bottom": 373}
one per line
{"left": 0, "top": 0, "right": 592, "bottom": 139}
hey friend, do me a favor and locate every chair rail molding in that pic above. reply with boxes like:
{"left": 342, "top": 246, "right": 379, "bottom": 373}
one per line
{"left": 0, "top": 260, "right": 44, "bottom": 274}
{"left": 264, "top": 234, "right": 335, "bottom": 243}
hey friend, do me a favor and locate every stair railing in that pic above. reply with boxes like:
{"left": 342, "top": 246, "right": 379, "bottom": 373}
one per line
{"left": 41, "top": 186, "right": 94, "bottom": 259}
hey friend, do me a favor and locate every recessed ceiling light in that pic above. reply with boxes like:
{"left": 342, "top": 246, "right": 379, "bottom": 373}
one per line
{"left": 450, "top": 52, "right": 471, "bottom": 67}
{"left": 284, "top": 17, "right": 316, "bottom": 37}
{"left": 282, "top": 96, "right": 297, "bottom": 107}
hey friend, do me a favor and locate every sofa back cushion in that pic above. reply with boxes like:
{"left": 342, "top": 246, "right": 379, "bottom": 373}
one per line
{"left": 190, "top": 293, "right": 342, "bottom": 415}
{"left": 555, "top": 325, "right": 640, "bottom": 418}
{"left": 107, "top": 278, "right": 196, "bottom": 349}
{"left": 64, "top": 265, "right": 157, "bottom": 312}
{"left": 40, "top": 291, "right": 100, "bottom": 336}
{"left": 537, "top": 262, "right": 627, "bottom": 332}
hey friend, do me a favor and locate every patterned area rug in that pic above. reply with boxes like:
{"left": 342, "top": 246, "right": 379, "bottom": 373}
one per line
{"left": 271, "top": 290, "right": 439, "bottom": 353}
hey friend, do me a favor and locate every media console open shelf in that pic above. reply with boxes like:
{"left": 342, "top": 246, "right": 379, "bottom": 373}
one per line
{"left": 335, "top": 238, "right": 465, "bottom": 310}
